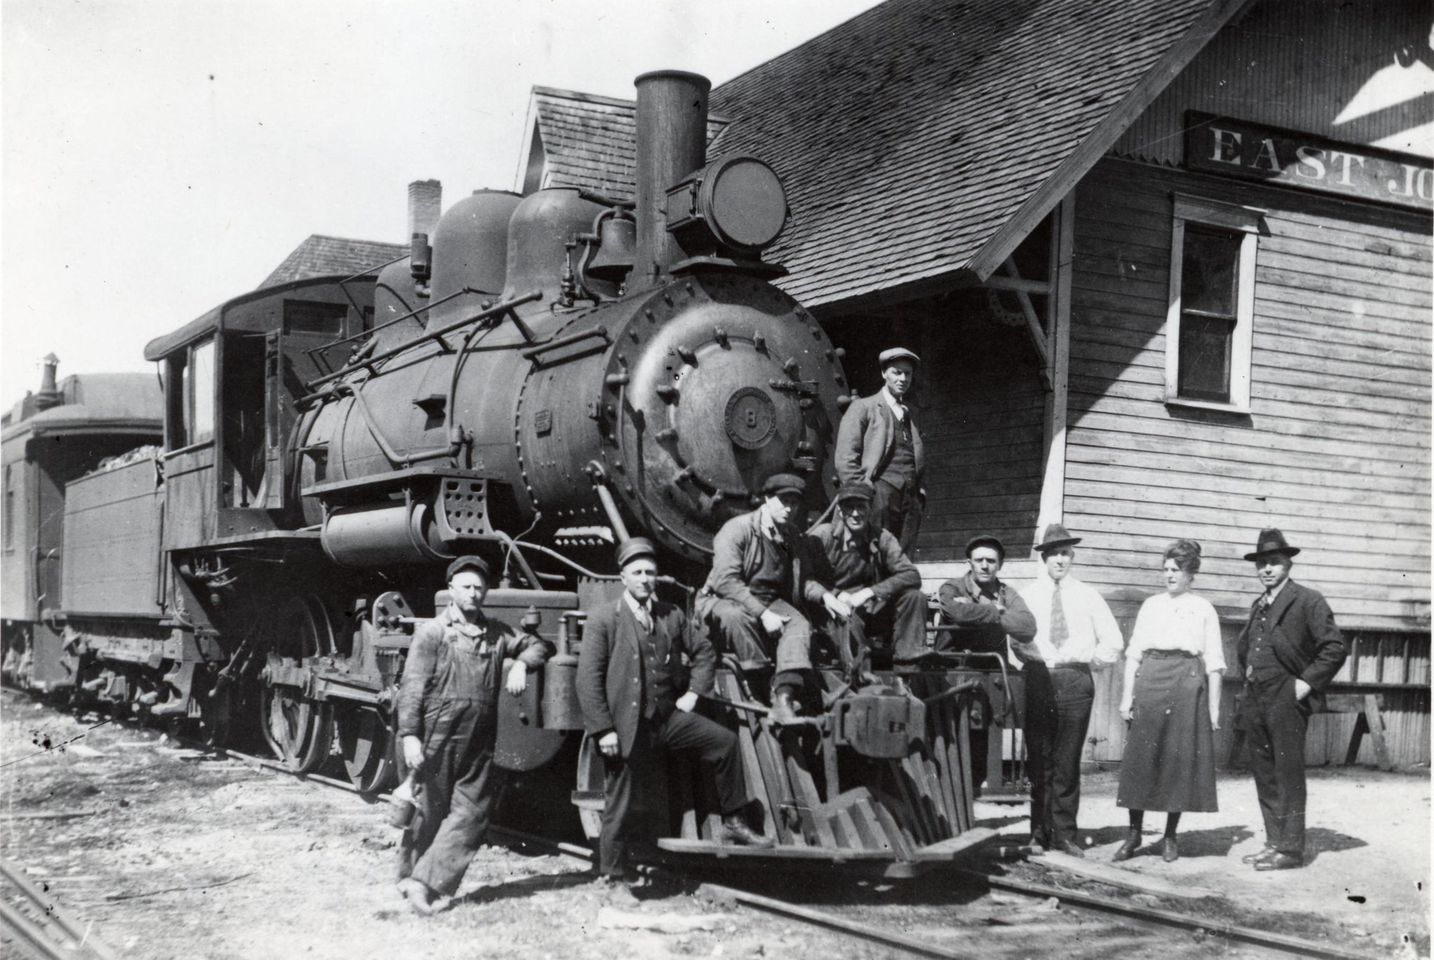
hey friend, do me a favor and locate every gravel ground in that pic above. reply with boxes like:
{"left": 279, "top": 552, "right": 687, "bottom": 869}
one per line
{"left": 1, "top": 690, "right": 1427, "bottom": 960}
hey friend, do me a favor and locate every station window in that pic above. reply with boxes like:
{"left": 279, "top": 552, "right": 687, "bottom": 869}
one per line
{"left": 1164, "top": 194, "right": 1263, "bottom": 413}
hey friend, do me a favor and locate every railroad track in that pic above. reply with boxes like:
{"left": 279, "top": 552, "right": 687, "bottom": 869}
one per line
{"left": 0, "top": 857, "right": 119, "bottom": 960}
{"left": 5, "top": 692, "right": 1387, "bottom": 960}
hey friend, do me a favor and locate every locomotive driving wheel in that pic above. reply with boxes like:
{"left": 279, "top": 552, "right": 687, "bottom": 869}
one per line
{"left": 259, "top": 594, "right": 334, "bottom": 774}
{"left": 573, "top": 732, "right": 606, "bottom": 841}
{"left": 335, "top": 703, "right": 396, "bottom": 794}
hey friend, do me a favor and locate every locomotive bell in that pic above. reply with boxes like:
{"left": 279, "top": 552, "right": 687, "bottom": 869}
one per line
{"left": 586, "top": 210, "right": 636, "bottom": 282}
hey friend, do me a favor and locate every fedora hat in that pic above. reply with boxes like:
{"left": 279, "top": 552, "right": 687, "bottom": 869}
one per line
{"left": 1244, "top": 528, "right": 1301, "bottom": 561}
{"left": 1034, "top": 523, "right": 1082, "bottom": 553}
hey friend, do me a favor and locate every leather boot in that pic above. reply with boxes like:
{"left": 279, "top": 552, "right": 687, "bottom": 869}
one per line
{"left": 769, "top": 689, "right": 801, "bottom": 725}
{"left": 1112, "top": 828, "right": 1141, "bottom": 862}
{"left": 721, "top": 814, "right": 776, "bottom": 848}
{"left": 1162, "top": 836, "right": 1179, "bottom": 862}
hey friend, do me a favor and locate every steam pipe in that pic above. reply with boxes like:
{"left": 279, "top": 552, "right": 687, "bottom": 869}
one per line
{"left": 631, "top": 70, "right": 710, "bottom": 293}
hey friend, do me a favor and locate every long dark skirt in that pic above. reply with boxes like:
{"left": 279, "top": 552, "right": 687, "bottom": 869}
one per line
{"left": 1117, "top": 653, "right": 1217, "bottom": 812}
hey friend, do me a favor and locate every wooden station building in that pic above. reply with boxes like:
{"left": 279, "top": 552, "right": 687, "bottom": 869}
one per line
{"left": 520, "top": 0, "right": 1432, "bottom": 769}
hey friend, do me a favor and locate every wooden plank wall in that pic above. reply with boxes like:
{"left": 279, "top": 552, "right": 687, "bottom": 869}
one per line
{"left": 1066, "top": 158, "right": 1430, "bottom": 628}
{"left": 1067, "top": 157, "right": 1431, "bottom": 765}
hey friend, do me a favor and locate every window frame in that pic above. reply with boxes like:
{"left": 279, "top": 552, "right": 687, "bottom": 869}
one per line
{"left": 1164, "top": 193, "right": 1264, "bottom": 414}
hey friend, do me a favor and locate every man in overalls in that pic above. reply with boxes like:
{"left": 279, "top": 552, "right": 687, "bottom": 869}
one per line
{"left": 394, "top": 555, "right": 550, "bottom": 914}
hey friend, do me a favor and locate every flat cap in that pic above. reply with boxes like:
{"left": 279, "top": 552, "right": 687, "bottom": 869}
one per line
{"left": 616, "top": 537, "right": 658, "bottom": 569}
{"left": 835, "top": 481, "right": 875, "bottom": 503}
{"left": 761, "top": 472, "right": 806, "bottom": 497}
{"left": 878, "top": 347, "right": 921, "bottom": 368}
{"left": 964, "top": 534, "right": 1006, "bottom": 562}
{"left": 446, "top": 554, "right": 491, "bottom": 581}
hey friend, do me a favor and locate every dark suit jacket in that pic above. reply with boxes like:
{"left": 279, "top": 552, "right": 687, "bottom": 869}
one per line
{"left": 834, "top": 392, "right": 925, "bottom": 489}
{"left": 576, "top": 596, "right": 716, "bottom": 756}
{"left": 1236, "top": 580, "right": 1347, "bottom": 692}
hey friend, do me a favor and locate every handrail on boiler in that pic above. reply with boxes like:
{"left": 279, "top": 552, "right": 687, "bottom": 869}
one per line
{"left": 303, "top": 290, "right": 542, "bottom": 392}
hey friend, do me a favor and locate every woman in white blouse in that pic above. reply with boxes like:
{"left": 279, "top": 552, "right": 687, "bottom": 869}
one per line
{"left": 1113, "top": 539, "right": 1225, "bottom": 863}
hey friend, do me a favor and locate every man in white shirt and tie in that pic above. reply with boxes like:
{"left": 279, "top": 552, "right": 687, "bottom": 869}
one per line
{"left": 1019, "top": 523, "right": 1124, "bottom": 856}
{"left": 835, "top": 347, "right": 925, "bottom": 553}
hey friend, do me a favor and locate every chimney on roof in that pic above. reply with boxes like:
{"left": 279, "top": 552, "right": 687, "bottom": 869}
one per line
{"left": 407, "top": 179, "right": 442, "bottom": 289}
{"left": 34, "top": 354, "right": 62, "bottom": 412}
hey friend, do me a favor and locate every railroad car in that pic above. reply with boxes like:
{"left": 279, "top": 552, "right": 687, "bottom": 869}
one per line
{"left": 0, "top": 357, "right": 163, "bottom": 692}
{"left": 11, "top": 71, "right": 1019, "bottom": 877}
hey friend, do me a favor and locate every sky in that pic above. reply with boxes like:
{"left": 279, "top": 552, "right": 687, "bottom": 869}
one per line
{"left": 0, "top": 0, "right": 883, "bottom": 401}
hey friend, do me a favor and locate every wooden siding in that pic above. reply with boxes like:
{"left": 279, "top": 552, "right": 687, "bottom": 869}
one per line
{"left": 1064, "top": 158, "right": 1430, "bottom": 632}
{"left": 823, "top": 286, "right": 1048, "bottom": 564}
{"left": 1112, "top": 0, "right": 1432, "bottom": 162}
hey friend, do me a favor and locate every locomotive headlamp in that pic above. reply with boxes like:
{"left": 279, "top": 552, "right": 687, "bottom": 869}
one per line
{"left": 665, "top": 156, "right": 789, "bottom": 257}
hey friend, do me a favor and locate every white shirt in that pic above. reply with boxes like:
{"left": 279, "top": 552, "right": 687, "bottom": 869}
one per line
{"left": 1020, "top": 574, "right": 1124, "bottom": 668}
{"left": 1126, "top": 591, "right": 1226, "bottom": 671}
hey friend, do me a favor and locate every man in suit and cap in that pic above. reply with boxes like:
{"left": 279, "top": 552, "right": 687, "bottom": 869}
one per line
{"left": 395, "top": 555, "right": 550, "bottom": 914}
{"left": 698, "top": 472, "right": 832, "bottom": 723}
{"left": 1019, "top": 524, "right": 1124, "bottom": 856}
{"left": 578, "top": 538, "right": 772, "bottom": 892}
{"left": 802, "top": 480, "right": 927, "bottom": 664}
{"left": 835, "top": 347, "right": 925, "bottom": 553}
{"left": 1236, "top": 529, "right": 1346, "bottom": 871}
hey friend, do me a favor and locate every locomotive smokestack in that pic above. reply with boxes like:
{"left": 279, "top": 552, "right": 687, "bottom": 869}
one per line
{"left": 632, "top": 70, "right": 710, "bottom": 292}
{"left": 407, "top": 179, "right": 442, "bottom": 286}
{"left": 34, "top": 353, "right": 62, "bottom": 411}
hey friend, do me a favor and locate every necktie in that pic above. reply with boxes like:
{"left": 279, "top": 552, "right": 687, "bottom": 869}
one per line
{"left": 1049, "top": 582, "right": 1070, "bottom": 649}
{"left": 635, "top": 604, "right": 653, "bottom": 634}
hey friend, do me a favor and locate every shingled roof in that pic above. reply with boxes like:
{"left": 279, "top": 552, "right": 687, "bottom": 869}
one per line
{"left": 524, "top": 0, "right": 1245, "bottom": 308}
{"left": 519, "top": 87, "right": 732, "bottom": 203}
{"left": 260, "top": 235, "right": 406, "bottom": 289}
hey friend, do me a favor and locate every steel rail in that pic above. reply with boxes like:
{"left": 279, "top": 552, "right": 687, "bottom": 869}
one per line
{"left": 0, "top": 857, "right": 119, "bottom": 960}
{"left": 487, "top": 826, "right": 969, "bottom": 960}
{"left": 958, "top": 870, "right": 1385, "bottom": 960}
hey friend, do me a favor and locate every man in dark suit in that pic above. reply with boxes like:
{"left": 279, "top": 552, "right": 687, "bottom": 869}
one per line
{"left": 834, "top": 347, "right": 924, "bottom": 553}
{"left": 577, "top": 538, "right": 772, "bottom": 890}
{"left": 1236, "top": 528, "right": 1347, "bottom": 871}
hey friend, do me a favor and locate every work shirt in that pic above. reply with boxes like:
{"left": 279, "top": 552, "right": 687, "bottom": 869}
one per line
{"left": 701, "top": 508, "right": 802, "bottom": 618}
{"left": 1020, "top": 575, "right": 1124, "bottom": 669}
{"left": 395, "top": 602, "right": 549, "bottom": 741}
{"left": 802, "top": 520, "right": 920, "bottom": 602}
{"left": 936, "top": 572, "right": 1037, "bottom": 657}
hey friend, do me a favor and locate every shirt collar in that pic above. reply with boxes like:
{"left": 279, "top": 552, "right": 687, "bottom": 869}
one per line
{"left": 758, "top": 510, "right": 787, "bottom": 544}
{"left": 964, "top": 571, "right": 1000, "bottom": 599}
{"left": 881, "top": 387, "right": 906, "bottom": 418}
{"left": 442, "top": 602, "right": 487, "bottom": 638}
{"left": 622, "top": 591, "right": 652, "bottom": 618}
{"left": 1263, "top": 579, "right": 1290, "bottom": 607}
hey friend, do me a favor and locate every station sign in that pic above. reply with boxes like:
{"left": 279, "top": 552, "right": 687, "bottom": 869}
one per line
{"left": 1185, "top": 112, "right": 1432, "bottom": 212}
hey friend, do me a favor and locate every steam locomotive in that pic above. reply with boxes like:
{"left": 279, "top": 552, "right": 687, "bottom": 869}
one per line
{"left": 2, "top": 71, "right": 1015, "bottom": 877}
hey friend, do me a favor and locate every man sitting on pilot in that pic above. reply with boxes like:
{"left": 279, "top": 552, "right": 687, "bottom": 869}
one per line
{"left": 697, "top": 473, "right": 847, "bottom": 723}
{"left": 801, "top": 481, "right": 927, "bottom": 665}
